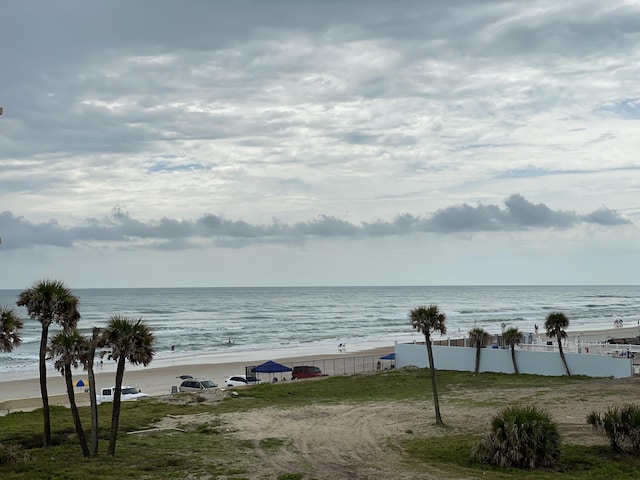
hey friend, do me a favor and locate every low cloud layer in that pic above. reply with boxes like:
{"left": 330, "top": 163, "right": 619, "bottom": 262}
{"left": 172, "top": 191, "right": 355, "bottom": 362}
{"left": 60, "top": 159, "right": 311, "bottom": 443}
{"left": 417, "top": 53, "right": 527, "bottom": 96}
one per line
{"left": 0, "top": 195, "right": 630, "bottom": 251}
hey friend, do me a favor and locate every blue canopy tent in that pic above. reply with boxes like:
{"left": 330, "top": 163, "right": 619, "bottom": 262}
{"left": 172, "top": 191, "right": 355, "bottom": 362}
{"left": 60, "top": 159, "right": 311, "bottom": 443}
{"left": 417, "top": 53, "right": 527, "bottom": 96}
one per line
{"left": 379, "top": 352, "right": 396, "bottom": 370}
{"left": 251, "top": 360, "right": 292, "bottom": 382}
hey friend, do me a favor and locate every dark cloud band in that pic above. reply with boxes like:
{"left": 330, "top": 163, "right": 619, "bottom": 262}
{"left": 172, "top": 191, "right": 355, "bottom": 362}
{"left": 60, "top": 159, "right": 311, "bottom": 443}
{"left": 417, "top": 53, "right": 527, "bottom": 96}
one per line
{"left": 0, "top": 195, "right": 631, "bottom": 250}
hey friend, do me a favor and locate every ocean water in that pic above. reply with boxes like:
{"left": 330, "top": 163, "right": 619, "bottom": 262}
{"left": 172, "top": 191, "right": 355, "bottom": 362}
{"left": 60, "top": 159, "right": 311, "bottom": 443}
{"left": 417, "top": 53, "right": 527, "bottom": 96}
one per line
{"left": 1, "top": 285, "right": 639, "bottom": 376}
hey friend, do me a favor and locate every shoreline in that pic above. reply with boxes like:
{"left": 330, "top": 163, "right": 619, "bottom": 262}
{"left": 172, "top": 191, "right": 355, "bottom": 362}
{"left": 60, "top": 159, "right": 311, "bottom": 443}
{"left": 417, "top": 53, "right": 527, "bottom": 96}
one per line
{"left": 2, "top": 324, "right": 639, "bottom": 415}
{"left": 0, "top": 345, "right": 394, "bottom": 414}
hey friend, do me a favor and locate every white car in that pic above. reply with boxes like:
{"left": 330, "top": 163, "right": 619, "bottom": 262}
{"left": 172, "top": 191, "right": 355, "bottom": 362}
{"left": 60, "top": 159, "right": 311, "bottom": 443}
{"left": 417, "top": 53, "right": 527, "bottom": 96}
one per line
{"left": 224, "top": 375, "right": 262, "bottom": 388}
{"left": 98, "top": 386, "right": 149, "bottom": 403}
{"left": 178, "top": 378, "right": 218, "bottom": 393}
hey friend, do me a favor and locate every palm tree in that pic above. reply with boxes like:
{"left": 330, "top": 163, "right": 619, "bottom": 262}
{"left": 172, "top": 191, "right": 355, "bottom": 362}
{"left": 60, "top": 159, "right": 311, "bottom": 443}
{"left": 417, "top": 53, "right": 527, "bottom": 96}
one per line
{"left": 16, "top": 279, "right": 80, "bottom": 447}
{"left": 48, "top": 329, "right": 90, "bottom": 457}
{"left": 82, "top": 327, "right": 102, "bottom": 457}
{"left": 0, "top": 306, "right": 23, "bottom": 352}
{"left": 102, "top": 315, "right": 154, "bottom": 456}
{"left": 469, "top": 327, "right": 491, "bottom": 374}
{"left": 409, "top": 305, "right": 446, "bottom": 425}
{"left": 545, "top": 311, "right": 570, "bottom": 376}
{"left": 503, "top": 327, "right": 523, "bottom": 374}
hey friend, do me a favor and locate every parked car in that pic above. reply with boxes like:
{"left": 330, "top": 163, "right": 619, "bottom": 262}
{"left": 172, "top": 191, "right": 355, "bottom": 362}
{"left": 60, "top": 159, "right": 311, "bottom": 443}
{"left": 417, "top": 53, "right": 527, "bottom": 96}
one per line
{"left": 98, "top": 386, "right": 149, "bottom": 403}
{"left": 224, "top": 375, "right": 262, "bottom": 388}
{"left": 291, "top": 365, "right": 324, "bottom": 380}
{"left": 178, "top": 378, "right": 218, "bottom": 392}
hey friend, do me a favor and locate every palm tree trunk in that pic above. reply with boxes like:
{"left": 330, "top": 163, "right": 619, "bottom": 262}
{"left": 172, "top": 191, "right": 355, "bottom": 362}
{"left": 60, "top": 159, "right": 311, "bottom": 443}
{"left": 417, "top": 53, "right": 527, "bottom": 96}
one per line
{"left": 39, "top": 324, "right": 51, "bottom": 447}
{"left": 557, "top": 335, "right": 571, "bottom": 376}
{"left": 87, "top": 350, "right": 99, "bottom": 457}
{"left": 108, "top": 356, "right": 126, "bottom": 455}
{"left": 510, "top": 345, "right": 519, "bottom": 374}
{"left": 64, "top": 365, "right": 90, "bottom": 457}
{"left": 425, "top": 335, "right": 443, "bottom": 425}
{"left": 474, "top": 346, "right": 481, "bottom": 373}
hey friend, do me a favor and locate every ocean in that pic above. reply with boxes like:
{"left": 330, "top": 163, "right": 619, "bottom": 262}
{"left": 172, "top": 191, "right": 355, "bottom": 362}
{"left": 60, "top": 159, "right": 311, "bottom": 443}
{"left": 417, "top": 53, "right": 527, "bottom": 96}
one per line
{"left": 1, "top": 285, "right": 639, "bottom": 376}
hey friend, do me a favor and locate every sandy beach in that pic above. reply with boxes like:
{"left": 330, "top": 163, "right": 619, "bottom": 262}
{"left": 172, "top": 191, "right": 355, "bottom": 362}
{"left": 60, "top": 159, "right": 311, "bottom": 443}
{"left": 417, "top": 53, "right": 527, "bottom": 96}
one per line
{"left": 2, "top": 324, "right": 639, "bottom": 415}
{"left": 0, "top": 345, "right": 394, "bottom": 415}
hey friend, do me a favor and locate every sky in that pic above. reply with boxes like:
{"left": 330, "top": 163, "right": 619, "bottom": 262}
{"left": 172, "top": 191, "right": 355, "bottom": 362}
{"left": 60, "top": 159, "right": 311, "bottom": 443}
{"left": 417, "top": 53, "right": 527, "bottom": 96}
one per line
{"left": 1, "top": 0, "right": 639, "bottom": 289}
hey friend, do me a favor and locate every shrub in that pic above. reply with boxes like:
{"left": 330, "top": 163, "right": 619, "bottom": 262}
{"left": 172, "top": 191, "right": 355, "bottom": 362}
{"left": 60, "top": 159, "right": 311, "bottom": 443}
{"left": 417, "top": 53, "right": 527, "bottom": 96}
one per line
{"left": 470, "top": 404, "right": 561, "bottom": 469}
{"left": 587, "top": 404, "right": 640, "bottom": 455}
{"left": 0, "top": 442, "right": 31, "bottom": 466}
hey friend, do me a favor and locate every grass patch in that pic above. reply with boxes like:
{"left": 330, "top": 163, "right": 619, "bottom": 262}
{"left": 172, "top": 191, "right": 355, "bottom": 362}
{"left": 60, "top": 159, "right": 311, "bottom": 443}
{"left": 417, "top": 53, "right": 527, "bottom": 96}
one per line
{"left": 0, "top": 369, "right": 635, "bottom": 479}
{"left": 404, "top": 436, "right": 640, "bottom": 479}
{"left": 260, "top": 437, "right": 288, "bottom": 451}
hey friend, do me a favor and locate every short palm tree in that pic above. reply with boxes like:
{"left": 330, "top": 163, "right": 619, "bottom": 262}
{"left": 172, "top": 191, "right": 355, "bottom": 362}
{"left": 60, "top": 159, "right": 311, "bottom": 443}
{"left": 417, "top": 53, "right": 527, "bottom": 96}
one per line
{"left": 588, "top": 404, "right": 640, "bottom": 455}
{"left": 503, "top": 327, "right": 523, "bottom": 374}
{"left": 409, "top": 305, "right": 446, "bottom": 425}
{"left": 545, "top": 312, "right": 570, "bottom": 376}
{"left": 48, "top": 329, "right": 90, "bottom": 457}
{"left": 469, "top": 327, "right": 491, "bottom": 374}
{"left": 102, "top": 315, "right": 154, "bottom": 456}
{"left": 17, "top": 279, "right": 80, "bottom": 447}
{"left": 0, "top": 306, "right": 23, "bottom": 352}
{"left": 471, "top": 404, "right": 561, "bottom": 469}
{"left": 82, "top": 327, "right": 103, "bottom": 457}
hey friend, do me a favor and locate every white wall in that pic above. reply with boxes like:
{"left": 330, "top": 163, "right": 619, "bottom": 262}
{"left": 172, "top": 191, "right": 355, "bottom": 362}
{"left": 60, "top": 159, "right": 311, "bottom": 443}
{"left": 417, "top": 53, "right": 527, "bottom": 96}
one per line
{"left": 395, "top": 343, "right": 633, "bottom": 379}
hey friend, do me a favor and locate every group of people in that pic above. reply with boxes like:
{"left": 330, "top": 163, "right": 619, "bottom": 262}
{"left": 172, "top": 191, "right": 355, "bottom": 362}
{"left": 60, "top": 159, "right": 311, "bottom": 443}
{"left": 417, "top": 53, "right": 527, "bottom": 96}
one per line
{"left": 614, "top": 319, "right": 624, "bottom": 328}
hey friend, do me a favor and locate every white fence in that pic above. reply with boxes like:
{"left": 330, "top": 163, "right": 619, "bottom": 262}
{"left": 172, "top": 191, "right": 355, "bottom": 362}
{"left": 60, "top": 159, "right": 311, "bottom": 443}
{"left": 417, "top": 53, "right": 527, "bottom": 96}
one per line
{"left": 396, "top": 342, "right": 634, "bottom": 378}
{"left": 246, "top": 355, "right": 384, "bottom": 382}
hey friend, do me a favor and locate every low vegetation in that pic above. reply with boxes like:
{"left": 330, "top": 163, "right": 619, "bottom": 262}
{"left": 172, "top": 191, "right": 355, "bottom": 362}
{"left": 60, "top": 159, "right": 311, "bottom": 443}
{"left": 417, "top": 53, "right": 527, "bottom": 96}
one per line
{"left": 1, "top": 369, "right": 640, "bottom": 479}
{"left": 471, "top": 404, "right": 561, "bottom": 469}
{"left": 588, "top": 404, "right": 640, "bottom": 455}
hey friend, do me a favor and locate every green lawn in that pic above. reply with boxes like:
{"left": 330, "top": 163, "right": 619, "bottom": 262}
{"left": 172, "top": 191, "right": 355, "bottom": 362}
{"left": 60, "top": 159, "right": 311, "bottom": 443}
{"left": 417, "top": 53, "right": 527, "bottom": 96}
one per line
{"left": 1, "top": 369, "right": 639, "bottom": 479}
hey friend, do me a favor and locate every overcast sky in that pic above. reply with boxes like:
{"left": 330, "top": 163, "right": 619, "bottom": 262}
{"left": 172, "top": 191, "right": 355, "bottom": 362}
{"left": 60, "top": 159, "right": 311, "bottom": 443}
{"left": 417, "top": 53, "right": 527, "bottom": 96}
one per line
{"left": 1, "top": 0, "right": 639, "bottom": 289}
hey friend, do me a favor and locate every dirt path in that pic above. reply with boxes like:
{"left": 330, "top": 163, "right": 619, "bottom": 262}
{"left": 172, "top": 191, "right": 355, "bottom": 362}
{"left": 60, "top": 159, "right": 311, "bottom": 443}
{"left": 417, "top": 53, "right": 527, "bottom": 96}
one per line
{"left": 155, "top": 375, "right": 640, "bottom": 479}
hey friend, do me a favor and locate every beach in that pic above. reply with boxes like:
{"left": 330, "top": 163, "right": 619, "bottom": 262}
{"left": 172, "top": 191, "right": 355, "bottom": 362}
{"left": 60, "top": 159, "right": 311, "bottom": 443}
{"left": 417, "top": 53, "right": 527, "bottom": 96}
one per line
{"left": 3, "top": 324, "right": 640, "bottom": 416}
{"left": 0, "top": 345, "right": 394, "bottom": 415}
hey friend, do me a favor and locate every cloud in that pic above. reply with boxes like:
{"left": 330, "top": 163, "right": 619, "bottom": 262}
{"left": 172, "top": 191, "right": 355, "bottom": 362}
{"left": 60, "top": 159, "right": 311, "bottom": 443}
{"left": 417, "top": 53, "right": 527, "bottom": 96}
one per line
{"left": 1, "top": 1, "right": 639, "bottom": 290}
{"left": 0, "top": 195, "right": 631, "bottom": 251}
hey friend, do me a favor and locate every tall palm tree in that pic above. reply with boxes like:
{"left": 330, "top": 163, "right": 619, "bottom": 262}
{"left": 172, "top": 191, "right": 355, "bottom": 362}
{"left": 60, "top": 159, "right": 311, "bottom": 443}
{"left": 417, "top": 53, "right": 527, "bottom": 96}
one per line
{"left": 0, "top": 306, "right": 23, "bottom": 352}
{"left": 16, "top": 279, "right": 80, "bottom": 447}
{"left": 82, "top": 327, "right": 103, "bottom": 457}
{"left": 503, "top": 327, "right": 523, "bottom": 374}
{"left": 469, "top": 327, "right": 491, "bottom": 374}
{"left": 48, "top": 329, "right": 90, "bottom": 457}
{"left": 545, "top": 311, "right": 570, "bottom": 376}
{"left": 102, "top": 315, "right": 154, "bottom": 456}
{"left": 409, "top": 305, "right": 446, "bottom": 426}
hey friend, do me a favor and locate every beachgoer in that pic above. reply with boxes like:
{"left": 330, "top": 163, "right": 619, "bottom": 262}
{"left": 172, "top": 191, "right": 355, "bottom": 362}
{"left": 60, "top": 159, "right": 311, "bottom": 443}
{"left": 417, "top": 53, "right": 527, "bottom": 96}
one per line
{"left": 377, "top": 360, "right": 381, "bottom": 371}
{"left": 171, "top": 345, "right": 175, "bottom": 351}
{"left": 534, "top": 324, "right": 539, "bottom": 334}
